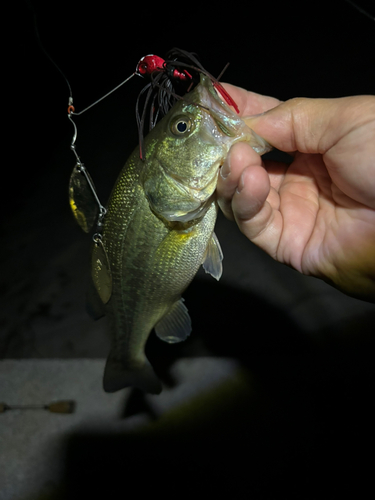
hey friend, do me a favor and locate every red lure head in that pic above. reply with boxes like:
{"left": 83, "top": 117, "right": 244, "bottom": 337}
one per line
{"left": 137, "top": 54, "right": 193, "bottom": 82}
{"left": 137, "top": 55, "right": 165, "bottom": 76}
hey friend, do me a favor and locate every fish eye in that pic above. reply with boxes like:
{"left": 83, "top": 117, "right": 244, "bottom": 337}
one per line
{"left": 170, "top": 115, "right": 193, "bottom": 136}
{"left": 176, "top": 121, "right": 188, "bottom": 133}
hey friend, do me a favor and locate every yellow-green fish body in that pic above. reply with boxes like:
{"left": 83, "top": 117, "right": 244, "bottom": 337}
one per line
{"left": 92, "top": 75, "right": 271, "bottom": 394}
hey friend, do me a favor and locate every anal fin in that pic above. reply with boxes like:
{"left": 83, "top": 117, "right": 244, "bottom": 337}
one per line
{"left": 154, "top": 298, "right": 192, "bottom": 344}
{"left": 202, "top": 232, "right": 223, "bottom": 281}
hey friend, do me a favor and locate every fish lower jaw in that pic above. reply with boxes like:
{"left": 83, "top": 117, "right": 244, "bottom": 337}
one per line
{"left": 163, "top": 194, "right": 216, "bottom": 223}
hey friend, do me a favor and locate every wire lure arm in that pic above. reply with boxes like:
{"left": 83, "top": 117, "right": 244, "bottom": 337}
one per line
{"left": 67, "top": 104, "right": 107, "bottom": 233}
{"left": 67, "top": 100, "right": 81, "bottom": 164}
{"left": 67, "top": 96, "right": 108, "bottom": 232}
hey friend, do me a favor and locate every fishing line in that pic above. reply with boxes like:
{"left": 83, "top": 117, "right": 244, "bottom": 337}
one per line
{"left": 27, "top": 2, "right": 73, "bottom": 98}
{"left": 343, "top": 0, "right": 375, "bottom": 21}
{"left": 69, "top": 72, "right": 139, "bottom": 116}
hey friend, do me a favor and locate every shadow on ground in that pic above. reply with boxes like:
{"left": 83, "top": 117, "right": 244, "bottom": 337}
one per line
{"left": 61, "top": 280, "right": 375, "bottom": 499}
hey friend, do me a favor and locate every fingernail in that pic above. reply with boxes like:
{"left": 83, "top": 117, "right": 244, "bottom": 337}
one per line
{"left": 236, "top": 173, "right": 245, "bottom": 194}
{"left": 220, "top": 154, "right": 231, "bottom": 179}
{"left": 250, "top": 111, "right": 267, "bottom": 118}
{"left": 243, "top": 112, "right": 267, "bottom": 129}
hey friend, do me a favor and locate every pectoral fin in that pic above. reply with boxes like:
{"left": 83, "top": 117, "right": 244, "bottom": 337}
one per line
{"left": 154, "top": 298, "right": 192, "bottom": 344}
{"left": 202, "top": 232, "right": 223, "bottom": 281}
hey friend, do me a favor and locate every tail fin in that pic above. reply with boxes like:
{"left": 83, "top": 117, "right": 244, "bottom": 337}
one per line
{"left": 103, "top": 351, "right": 162, "bottom": 395}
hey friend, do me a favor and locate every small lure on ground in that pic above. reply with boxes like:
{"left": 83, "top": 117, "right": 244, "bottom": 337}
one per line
{"left": 0, "top": 400, "right": 76, "bottom": 414}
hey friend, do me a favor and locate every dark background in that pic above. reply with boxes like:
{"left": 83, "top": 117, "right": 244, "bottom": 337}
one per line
{"left": 3, "top": 1, "right": 375, "bottom": 498}
{"left": 14, "top": 0, "right": 375, "bottom": 189}
{"left": 11, "top": 0, "right": 375, "bottom": 208}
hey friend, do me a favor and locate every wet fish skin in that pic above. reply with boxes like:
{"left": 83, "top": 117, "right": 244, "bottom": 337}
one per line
{"left": 93, "top": 75, "right": 271, "bottom": 394}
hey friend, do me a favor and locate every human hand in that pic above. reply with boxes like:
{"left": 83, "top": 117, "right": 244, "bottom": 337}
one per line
{"left": 218, "top": 84, "right": 375, "bottom": 302}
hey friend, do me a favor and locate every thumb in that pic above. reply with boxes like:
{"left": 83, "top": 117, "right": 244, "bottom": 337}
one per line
{"left": 244, "top": 96, "right": 375, "bottom": 208}
{"left": 244, "top": 96, "right": 374, "bottom": 155}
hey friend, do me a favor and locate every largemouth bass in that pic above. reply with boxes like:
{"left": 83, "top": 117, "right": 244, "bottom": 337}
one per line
{"left": 91, "top": 75, "right": 271, "bottom": 394}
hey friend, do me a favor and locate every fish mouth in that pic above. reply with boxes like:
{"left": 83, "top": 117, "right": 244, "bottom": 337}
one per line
{"left": 197, "top": 76, "right": 246, "bottom": 136}
{"left": 198, "top": 75, "right": 273, "bottom": 155}
{"left": 189, "top": 76, "right": 265, "bottom": 160}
